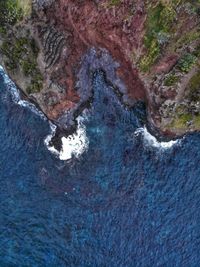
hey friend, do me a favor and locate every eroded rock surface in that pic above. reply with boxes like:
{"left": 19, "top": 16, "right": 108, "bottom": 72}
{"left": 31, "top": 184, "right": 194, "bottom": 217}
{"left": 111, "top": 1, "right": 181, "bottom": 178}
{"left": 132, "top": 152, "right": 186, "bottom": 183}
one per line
{"left": 0, "top": 0, "right": 199, "bottom": 137}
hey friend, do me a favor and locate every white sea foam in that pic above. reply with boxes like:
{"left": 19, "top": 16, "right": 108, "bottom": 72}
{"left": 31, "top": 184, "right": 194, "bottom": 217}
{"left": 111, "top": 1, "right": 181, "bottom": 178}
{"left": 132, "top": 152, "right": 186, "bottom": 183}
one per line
{"left": 44, "top": 116, "right": 89, "bottom": 161}
{"left": 0, "top": 65, "right": 89, "bottom": 160}
{"left": 0, "top": 65, "right": 46, "bottom": 120}
{"left": 44, "top": 122, "right": 59, "bottom": 157}
{"left": 18, "top": 99, "right": 47, "bottom": 120}
{"left": 134, "top": 126, "right": 180, "bottom": 149}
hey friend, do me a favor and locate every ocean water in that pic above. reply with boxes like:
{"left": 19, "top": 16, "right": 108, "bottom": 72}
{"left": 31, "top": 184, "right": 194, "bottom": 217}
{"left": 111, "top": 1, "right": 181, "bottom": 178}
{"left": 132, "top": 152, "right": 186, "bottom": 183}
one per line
{"left": 0, "top": 68, "right": 200, "bottom": 267}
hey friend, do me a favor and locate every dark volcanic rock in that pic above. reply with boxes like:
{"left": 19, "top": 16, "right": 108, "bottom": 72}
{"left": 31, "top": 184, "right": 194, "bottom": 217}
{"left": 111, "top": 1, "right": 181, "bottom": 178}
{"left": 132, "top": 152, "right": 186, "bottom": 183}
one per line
{"left": 0, "top": 0, "right": 200, "bottom": 137}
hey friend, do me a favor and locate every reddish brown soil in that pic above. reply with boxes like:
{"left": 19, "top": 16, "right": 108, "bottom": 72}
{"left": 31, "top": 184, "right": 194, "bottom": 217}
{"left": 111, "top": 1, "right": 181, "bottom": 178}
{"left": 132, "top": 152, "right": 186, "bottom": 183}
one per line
{"left": 153, "top": 55, "right": 179, "bottom": 74}
{"left": 44, "top": 0, "right": 147, "bottom": 120}
{"left": 37, "top": 0, "right": 200, "bottom": 138}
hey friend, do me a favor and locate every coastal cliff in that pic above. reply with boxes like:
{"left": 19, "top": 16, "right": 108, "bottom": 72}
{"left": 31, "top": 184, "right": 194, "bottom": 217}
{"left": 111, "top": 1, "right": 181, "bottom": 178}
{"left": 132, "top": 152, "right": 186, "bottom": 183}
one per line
{"left": 0, "top": 0, "right": 199, "bottom": 137}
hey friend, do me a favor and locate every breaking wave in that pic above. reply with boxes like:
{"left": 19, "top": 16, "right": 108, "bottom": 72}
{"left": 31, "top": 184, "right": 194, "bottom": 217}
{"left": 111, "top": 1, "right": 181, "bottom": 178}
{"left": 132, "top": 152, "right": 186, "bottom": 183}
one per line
{"left": 134, "top": 126, "right": 182, "bottom": 149}
{"left": 0, "top": 65, "right": 181, "bottom": 158}
{"left": 0, "top": 65, "right": 89, "bottom": 160}
{"left": 44, "top": 116, "right": 89, "bottom": 161}
{"left": 0, "top": 65, "right": 46, "bottom": 120}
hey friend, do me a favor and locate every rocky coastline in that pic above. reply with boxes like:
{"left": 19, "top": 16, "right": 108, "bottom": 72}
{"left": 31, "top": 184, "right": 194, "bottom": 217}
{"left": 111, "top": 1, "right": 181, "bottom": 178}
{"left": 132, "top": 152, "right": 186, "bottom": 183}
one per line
{"left": 0, "top": 0, "right": 199, "bottom": 141}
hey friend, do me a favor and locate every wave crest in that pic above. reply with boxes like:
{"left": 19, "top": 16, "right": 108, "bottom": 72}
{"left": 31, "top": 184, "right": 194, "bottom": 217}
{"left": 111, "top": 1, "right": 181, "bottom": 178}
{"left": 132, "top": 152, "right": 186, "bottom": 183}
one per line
{"left": 0, "top": 66, "right": 46, "bottom": 120}
{"left": 44, "top": 116, "right": 89, "bottom": 161}
{"left": 134, "top": 126, "right": 181, "bottom": 149}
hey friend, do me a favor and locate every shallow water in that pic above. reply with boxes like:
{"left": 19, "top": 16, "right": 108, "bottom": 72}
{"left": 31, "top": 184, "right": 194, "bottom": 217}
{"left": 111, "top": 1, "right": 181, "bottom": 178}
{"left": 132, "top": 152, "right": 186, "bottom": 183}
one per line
{"left": 0, "top": 69, "right": 200, "bottom": 266}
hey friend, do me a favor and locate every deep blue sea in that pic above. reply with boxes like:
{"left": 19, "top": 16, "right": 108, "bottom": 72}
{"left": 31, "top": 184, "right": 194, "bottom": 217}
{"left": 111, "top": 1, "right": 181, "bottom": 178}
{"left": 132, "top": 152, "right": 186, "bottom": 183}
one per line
{"left": 0, "top": 68, "right": 200, "bottom": 267}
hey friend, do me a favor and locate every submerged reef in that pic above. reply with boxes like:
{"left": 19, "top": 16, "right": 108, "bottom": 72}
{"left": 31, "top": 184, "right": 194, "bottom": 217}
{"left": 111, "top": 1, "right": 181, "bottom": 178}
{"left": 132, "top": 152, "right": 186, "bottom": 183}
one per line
{"left": 0, "top": 0, "right": 199, "bottom": 137}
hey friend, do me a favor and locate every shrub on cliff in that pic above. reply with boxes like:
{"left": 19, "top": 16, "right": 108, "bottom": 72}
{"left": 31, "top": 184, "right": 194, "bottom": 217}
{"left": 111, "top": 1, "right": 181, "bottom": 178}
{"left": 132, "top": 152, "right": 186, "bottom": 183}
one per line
{"left": 178, "top": 53, "right": 197, "bottom": 73}
{"left": 187, "top": 71, "right": 200, "bottom": 101}
{"left": 140, "top": 1, "right": 177, "bottom": 72}
{"left": 0, "top": 0, "right": 31, "bottom": 27}
{"left": 0, "top": 0, "right": 23, "bottom": 26}
{"left": 164, "top": 73, "right": 179, "bottom": 86}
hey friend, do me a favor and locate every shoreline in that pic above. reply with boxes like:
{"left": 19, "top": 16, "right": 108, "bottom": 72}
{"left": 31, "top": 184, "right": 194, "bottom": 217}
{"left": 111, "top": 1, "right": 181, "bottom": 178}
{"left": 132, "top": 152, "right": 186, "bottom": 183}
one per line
{"left": 0, "top": 61, "right": 186, "bottom": 153}
{"left": 0, "top": 0, "right": 199, "bottom": 147}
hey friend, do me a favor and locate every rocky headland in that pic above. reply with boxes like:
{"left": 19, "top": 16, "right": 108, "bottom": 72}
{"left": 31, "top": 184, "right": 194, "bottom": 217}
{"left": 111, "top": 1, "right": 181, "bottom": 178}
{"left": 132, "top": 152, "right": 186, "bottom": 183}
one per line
{"left": 0, "top": 0, "right": 200, "bottom": 139}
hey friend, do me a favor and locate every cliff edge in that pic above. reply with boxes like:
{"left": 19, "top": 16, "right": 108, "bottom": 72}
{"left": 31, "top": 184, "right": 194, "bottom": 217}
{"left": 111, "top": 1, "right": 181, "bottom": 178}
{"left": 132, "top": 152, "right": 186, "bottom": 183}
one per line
{"left": 0, "top": 0, "right": 200, "bottom": 137}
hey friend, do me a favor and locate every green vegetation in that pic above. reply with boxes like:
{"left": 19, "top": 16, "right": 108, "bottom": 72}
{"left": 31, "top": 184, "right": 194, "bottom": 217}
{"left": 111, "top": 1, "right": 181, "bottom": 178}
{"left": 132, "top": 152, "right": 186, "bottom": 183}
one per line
{"left": 0, "top": 0, "right": 31, "bottom": 29}
{"left": 22, "top": 60, "right": 37, "bottom": 76}
{"left": 170, "top": 112, "right": 200, "bottom": 130}
{"left": 194, "top": 44, "right": 200, "bottom": 58}
{"left": 0, "top": 26, "right": 7, "bottom": 35}
{"left": 0, "top": 0, "right": 23, "bottom": 26}
{"left": 189, "top": 71, "right": 200, "bottom": 92}
{"left": 1, "top": 38, "right": 28, "bottom": 70}
{"left": 26, "top": 76, "right": 43, "bottom": 94}
{"left": 108, "top": 0, "right": 121, "bottom": 7}
{"left": 187, "top": 71, "right": 200, "bottom": 101}
{"left": 0, "top": 0, "right": 41, "bottom": 95}
{"left": 139, "top": 0, "right": 200, "bottom": 72}
{"left": 193, "top": 115, "right": 200, "bottom": 128}
{"left": 0, "top": 36, "right": 43, "bottom": 94}
{"left": 175, "top": 31, "right": 200, "bottom": 51}
{"left": 139, "top": 1, "right": 177, "bottom": 72}
{"left": 177, "top": 53, "right": 197, "bottom": 73}
{"left": 169, "top": 70, "right": 200, "bottom": 130}
{"left": 190, "top": 0, "right": 200, "bottom": 14}
{"left": 171, "top": 113, "right": 192, "bottom": 129}
{"left": 164, "top": 73, "right": 179, "bottom": 86}
{"left": 16, "top": 0, "right": 32, "bottom": 17}
{"left": 139, "top": 39, "right": 160, "bottom": 72}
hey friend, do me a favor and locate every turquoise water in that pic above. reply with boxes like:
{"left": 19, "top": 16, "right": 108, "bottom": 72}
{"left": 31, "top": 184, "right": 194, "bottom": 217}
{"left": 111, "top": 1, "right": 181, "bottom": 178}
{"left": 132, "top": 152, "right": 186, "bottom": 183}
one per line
{"left": 0, "top": 69, "right": 200, "bottom": 266}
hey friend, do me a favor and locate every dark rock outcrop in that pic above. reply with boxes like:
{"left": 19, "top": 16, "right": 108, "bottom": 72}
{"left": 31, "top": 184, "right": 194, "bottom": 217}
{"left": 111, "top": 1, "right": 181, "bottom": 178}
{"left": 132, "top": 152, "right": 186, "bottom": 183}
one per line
{"left": 0, "top": 0, "right": 200, "bottom": 137}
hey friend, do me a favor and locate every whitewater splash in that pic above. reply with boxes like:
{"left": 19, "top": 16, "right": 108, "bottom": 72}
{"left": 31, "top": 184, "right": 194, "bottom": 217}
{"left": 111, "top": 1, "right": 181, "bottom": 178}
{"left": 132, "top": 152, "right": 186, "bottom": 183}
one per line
{"left": 134, "top": 126, "right": 181, "bottom": 149}
{"left": 0, "top": 66, "right": 46, "bottom": 120}
{"left": 44, "top": 116, "right": 89, "bottom": 161}
{"left": 0, "top": 65, "right": 89, "bottom": 160}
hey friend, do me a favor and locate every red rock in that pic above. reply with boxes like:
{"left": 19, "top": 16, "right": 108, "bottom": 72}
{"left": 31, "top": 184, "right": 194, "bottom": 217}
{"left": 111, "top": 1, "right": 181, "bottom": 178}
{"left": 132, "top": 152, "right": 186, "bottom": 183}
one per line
{"left": 44, "top": 0, "right": 146, "bottom": 121}
{"left": 153, "top": 55, "right": 179, "bottom": 74}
